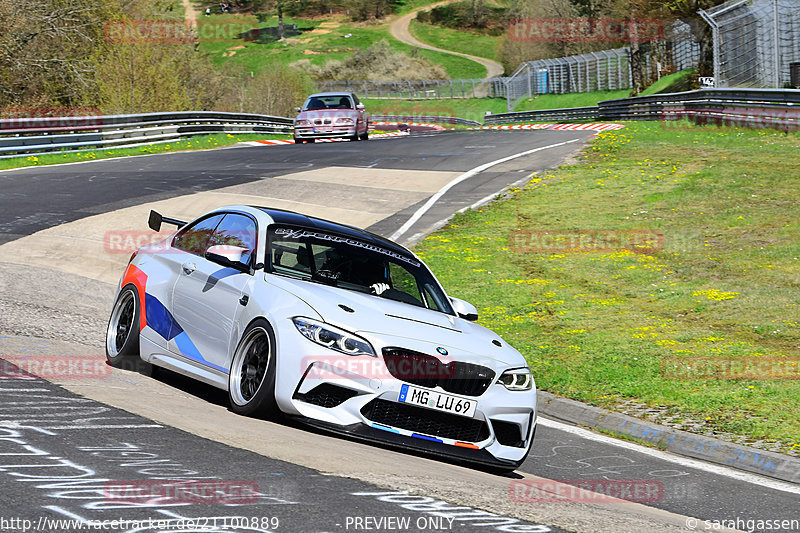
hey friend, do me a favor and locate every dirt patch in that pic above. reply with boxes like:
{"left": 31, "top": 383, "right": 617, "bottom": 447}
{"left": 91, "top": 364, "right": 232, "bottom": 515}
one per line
{"left": 308, "top": 28, "right": 332, "bottom": 35}
{"left": 223, "top": 45, "right": 246, "bottom": 57}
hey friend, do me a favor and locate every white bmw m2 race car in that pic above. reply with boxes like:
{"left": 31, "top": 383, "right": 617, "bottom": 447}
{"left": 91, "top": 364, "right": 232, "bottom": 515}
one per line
{"left": 106, "top": 206, "right": 537, "bottom": 470}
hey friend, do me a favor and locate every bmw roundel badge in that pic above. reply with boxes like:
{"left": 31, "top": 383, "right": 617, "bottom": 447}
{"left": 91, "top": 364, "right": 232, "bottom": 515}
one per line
{"left": 436, "top": 347, "right": 448, "bottom": 356}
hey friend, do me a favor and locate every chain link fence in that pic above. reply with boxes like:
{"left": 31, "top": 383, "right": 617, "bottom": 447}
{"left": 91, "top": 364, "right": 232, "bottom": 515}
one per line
{"left": 502, "top": 22, "right": 700, "bottom": 111}
{"left": 314, "top": 23, "right": 703, "bottom": 110}
{"left": 700, "top": 0, "right": 800, "bottom": 88}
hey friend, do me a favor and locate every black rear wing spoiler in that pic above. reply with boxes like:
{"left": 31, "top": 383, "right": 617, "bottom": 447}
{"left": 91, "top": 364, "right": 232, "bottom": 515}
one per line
{"left": 148, "top": 210, "right": 187, "bottom": 232}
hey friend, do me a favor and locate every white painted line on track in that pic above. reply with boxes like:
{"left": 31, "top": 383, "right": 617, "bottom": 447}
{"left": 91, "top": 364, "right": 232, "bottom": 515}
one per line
{"left": 538, "top": 417, "right": 800, "bottom": 495}
{"left": 408, "top": 172, "right": 538, "bottom": 246}
{"left": 389, "top": 138, "right": 583, "bottom": 241}
{"left": 45, "top": 506, "right": 91, "bottom": 525}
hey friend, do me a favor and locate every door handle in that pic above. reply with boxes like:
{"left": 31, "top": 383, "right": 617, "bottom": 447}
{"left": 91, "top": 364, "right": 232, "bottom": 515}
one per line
{"left": 182, "top": 262, "right": 196, "bottom": 275}
{"left": 239, "top": 294, "right": 249, "bottom": 306}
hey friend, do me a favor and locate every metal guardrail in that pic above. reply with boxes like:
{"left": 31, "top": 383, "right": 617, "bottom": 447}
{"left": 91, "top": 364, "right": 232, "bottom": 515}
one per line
{"left": 3, "top": 89, "right": 798, "bottom": 160}
{"left": 0, "top": 111, "right": 293, "bottom": 159}
{"left": 485, "top": 88, "right": 800, "bottom": 131}
{"left": 369, "top": 114, "right": 482, "bottom": 127}
{"left": 484, "top": 106, "right": 600, "bottom": 124}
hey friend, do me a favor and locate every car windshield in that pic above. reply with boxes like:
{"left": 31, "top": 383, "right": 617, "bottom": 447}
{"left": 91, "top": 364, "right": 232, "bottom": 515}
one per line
{"left": 267, "top": 226, "right": 454, "bottom": 315}
{"left": 303, "top": 95, "right": 353, "bottom": 110}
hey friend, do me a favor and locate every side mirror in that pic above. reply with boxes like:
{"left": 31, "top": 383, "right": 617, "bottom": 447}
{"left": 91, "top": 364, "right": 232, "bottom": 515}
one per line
{"left": 450, "top": 297, "right": 478, "bottom": 321}
{"left": 294, "top": 107, "right": 301, "bottom": 113}
{"left": 206, "top": 245, "right": 250, "bottom": 273}
{"left": 356, "top": 103, "right": 365, "bottom": 110}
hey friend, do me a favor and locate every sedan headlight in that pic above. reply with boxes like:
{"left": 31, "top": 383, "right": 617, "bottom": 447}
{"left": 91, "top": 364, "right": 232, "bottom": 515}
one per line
{"left": 498, "top": 368, "right": 533, "bottom": 391}
{"left": 335, "top": 117, "right": 355, "bottom": 124}
{"left": 295, "top": 119, "right": 311, "bottom": 126}
{"left": 292, "top": 317, "right": 375, "bottom": 357}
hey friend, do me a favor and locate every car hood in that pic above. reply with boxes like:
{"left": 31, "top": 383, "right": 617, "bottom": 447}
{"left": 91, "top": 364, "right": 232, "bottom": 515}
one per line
{"left": 295, "top": 109, "right": 359, "bottom": 121}
{"left": 266, "top": 274, "right": 523, "bottom": 367}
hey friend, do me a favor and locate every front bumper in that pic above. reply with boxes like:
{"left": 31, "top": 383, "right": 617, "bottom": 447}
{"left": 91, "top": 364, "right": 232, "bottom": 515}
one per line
{"left": 274, "top": 327, "right": 537, "bottom": 467}
{"left": 294, "top": 126, "right": 356, "bottom": 140}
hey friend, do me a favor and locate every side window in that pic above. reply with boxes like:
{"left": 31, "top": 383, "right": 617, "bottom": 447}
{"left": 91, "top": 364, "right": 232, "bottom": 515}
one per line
{"left": 173, "top": 214, "right": 225, "bottom": 256}
{"left": 352, "top": 94, "right": 361, "bottom": 105}
{"left": 209, "top": 214, "right": 257, "bottom": 265}
{"left": 388, "top": 262, "right": 423, "bottom": 306}
{"left": 272, "top": 241, "right": 312, "bottom": 273}
{"left": 421, "top": 284, "right": 442, "bottom": 311}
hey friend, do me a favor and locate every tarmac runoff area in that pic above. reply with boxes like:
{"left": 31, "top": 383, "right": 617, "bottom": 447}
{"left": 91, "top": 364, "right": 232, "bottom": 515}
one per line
{"left": 0, "top": 133, "right": 789, "bottom": 532}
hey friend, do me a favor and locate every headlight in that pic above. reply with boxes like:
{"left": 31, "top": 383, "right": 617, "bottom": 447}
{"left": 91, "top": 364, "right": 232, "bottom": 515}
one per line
{"left": 498, "top": 368, "right": 533, "bottom": 391}
{"left": 335, "top": 117, "right": 354, "bottom": 124}
{"left": 292, "top": 317, "right": 375, "bottom": 357}
{"left": 295, "top": 119, "right": 311, "bottom": 126}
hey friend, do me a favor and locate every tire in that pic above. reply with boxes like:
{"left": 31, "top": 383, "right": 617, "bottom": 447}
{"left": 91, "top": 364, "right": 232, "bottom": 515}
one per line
{"left": 228, "top": 319, "right": 279, "bottom": 417}
{"left": 360, "top": 129, "right": 369, "bottom": 141}
{"left": 106, "top": 285, "right": 140, "bottom": 367}
{"left": 294, "top": 138, "right": 302, "bottom": 144}
{"left": 307, "top": 138, "right": 316, "bottom": 143}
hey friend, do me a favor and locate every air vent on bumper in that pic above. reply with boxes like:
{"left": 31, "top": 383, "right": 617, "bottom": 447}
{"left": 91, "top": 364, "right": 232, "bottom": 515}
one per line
{"left": 294, "top": 384, "right": 359, "bottom": 408}
{"left": 361, "top": 398, "right": 490, "bottom": 443}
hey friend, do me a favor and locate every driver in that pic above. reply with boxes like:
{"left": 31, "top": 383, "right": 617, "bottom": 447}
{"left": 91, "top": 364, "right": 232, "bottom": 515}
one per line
{"left": 349, "top": 256, "right": 390, "bottom": 294}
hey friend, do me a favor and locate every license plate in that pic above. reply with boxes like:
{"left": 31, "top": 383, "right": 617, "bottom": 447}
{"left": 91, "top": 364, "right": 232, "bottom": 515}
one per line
{"left": 398, "top": 384, "right": 477, "bottom": 418}
{"left": 314, "top": 127, "right": 332, "bottom": 133}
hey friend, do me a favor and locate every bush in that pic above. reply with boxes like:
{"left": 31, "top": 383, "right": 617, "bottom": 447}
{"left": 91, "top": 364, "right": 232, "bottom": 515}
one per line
{"left": 416, "top": 2, "right": 509, "bottom": 33}
{"left": 292, "top": 40, "right": 447, "bottom": 81}
{"left": 222, "top": 68, "right": 316, "bottom": 116}
{"left": 91, "top": 42, "right": 230, "bottom": 114}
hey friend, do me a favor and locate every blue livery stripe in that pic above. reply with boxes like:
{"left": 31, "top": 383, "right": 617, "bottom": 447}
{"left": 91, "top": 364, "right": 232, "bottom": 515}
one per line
{"left": 412, "top": 433, "right": 443, "bottom": 443}
{"left": 144, "top": 293, "right": 183, "bottom": 341}
{"left": 173, "top": 332, "right": 227, "bottom": 373}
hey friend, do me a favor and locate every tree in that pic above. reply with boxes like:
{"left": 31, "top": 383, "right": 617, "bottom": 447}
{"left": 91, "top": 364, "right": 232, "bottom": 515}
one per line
{"left": 0, "top": 0, "right": 120, "bottom": 107}
{"left": 660, "top": 0, "right": 725, "bottom": 77}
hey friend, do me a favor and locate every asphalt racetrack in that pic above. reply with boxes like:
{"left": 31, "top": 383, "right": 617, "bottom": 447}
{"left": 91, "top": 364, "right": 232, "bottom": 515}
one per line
{"left": 1, "top": 130, "right": 797, "bottom": 533}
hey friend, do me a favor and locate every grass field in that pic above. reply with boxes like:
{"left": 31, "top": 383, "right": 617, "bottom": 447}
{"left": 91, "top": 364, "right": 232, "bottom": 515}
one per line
{"left": 198, "top": 14, "right": 486, "bottom": 79}
{"left": 0, "top": 133, "right": 288, "bottom": 171}
{"left": 640, "top": 69, "right": 696, "bottom": 95}
{"left": 515, "top": 90, "right": 632, "bottom": 111}
{"left": 413, "top": 121, "right": 800, "bottom": 453}
{"left": 364, "top": 97, "right": 507, "bottom": 121}
{"left": 408, "top": 19, "right": 502, "bottom": 62}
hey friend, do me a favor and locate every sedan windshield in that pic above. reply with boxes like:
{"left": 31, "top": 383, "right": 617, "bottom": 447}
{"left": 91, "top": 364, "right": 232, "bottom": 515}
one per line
{"left": 267, "top": 226, "right": 454, "bottom": 315}
{"left": 303, "top": 95, "right": 353, "bottom": 110}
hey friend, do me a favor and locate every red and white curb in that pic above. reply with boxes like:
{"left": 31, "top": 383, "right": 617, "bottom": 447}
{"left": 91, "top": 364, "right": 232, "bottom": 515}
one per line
{"left": 239, "top": 131, "right": 408, "bottom": 147}
{"left": 470, "top": 123, "right": 625, "bottom": 132}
